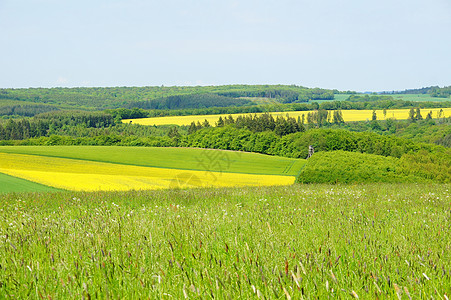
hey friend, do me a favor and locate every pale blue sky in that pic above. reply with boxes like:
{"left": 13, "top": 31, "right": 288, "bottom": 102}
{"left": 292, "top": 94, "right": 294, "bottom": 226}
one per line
{"left": 1, "top": 0, "right": 450, "bottom": 91}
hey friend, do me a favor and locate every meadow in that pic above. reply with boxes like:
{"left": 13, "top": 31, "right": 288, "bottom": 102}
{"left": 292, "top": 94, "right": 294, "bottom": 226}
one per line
{"left": 0, "top": 184, "right": 449, "bottom": 298}
{"left": 0, "top": 147, "right": 303, "bottom": 192}
{"left": 0, "top": 173, "right": 60, "bottom": 193}
{"left": 124, "top": 108, "right": 451, "bottom": 126}
{"left": 393, "top": 94, "right": 451, "bottom": 102}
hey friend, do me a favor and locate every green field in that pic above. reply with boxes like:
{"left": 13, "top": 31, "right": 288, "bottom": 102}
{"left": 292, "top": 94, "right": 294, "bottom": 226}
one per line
{"left": 329, "top": 93, "right": 451, "bottom": 103}
{"left": 393, "top": 94, "right": 451, "bottom": 102}
{"left": 0, "top": 146, "right": 305, "bottom": 176}
{"left": 331, "top": 94, "right": 352, "bottom": 102}
{"left": 0, "top": 184, "right": 449, "bottom": 298}
{"left": 0, "top": 173, "right": 60, "bottom": 193}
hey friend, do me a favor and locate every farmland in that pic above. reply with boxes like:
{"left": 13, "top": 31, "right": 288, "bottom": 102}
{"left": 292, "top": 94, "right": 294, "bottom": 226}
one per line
{"left": 0, "top": 147, "right": 302, "bottom": 192}
{"left": 0, "top": 173, "right": 60, "bottom": 193}
{"left": 392, "top": 94, "right": 451, "bottom": 102}
{"left": 1, "top": 184, "right": 450, "bottom": 298}
{"left": 0, "top": 84, "right": 450, "bottom": 298}
{"left": 124, "top": 108, "right": 451, "bottom": 126}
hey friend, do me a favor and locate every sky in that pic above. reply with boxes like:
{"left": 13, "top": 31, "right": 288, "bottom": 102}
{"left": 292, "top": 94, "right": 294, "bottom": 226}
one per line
{"left": 0, "top": 0, "right": 450, "bottom": 92}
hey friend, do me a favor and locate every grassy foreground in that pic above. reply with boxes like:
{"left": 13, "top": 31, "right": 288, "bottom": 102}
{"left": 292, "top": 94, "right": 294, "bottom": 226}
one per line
{"left": 1, "top": 184, "right": 450, "bottom": 298}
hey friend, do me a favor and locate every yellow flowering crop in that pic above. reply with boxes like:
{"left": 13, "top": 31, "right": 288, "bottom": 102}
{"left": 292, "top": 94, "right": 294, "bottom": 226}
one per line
{"left": 124, "top": 108, "right": 451, "bottom": 126}
{"left": 0, "top": 153, "right": 294, "bottom": 192}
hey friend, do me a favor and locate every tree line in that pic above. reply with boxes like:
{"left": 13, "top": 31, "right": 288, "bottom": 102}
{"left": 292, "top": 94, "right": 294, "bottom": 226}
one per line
{"left": 0, "top": 84, "right": 336, "bottom": 110}
{"left": 181, "top": 126, "right": 447, "bottom": 159}
{"left": 186, "top": 110, "right": 345, "bottom": 137}
{"left": 127, "top": 94, "right": 252, "bottom": 110}
{"left": 381, "top": 86, "right": 451, "bottom": 98}
{"left": 0, "top": 104, "right": 59, "bottom": 118}
{"left": 216, "top": 87, "right": 334, "bottom": 102}
{"left": 2, "top": 107, "right": 448, "bottom": 149}
{"left": 4, "top": 123, "right": 446, "bottom": 160}
{"left": 0, "top": 111, "right": 115, "bottom": 140}
{"left": 108, "top": 99, "right": 450, "bottom": 121}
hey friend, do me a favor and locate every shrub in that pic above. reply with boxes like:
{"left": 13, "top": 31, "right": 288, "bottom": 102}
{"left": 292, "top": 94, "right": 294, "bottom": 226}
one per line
{"left": 297, "top": 150, "right": 424, "bottom": 184}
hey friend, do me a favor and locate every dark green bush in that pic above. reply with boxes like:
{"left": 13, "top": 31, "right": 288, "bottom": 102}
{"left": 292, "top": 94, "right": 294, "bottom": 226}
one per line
{"left": 296, "top": 151, "right": 423, "bottom": 184}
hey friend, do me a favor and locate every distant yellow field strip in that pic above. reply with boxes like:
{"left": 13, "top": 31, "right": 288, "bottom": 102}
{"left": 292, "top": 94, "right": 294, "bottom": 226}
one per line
{"left": 0, "top": 153, "right": 294, "bottom": 191}
{"left": 124, "top": 108, "right": 451, "bottom": 126}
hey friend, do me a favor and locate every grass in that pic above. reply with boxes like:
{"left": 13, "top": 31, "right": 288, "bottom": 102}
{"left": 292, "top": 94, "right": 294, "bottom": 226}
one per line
{"left": 0, "top": 173, "right": 60, "bottom": 193}
{"left": 0, "top": 147, "right": 303, "bottom": 192}
{"left": 0, "top": 184, "right": 449, "bottom": 298}
{"left": 124, "top": 108, "right": 451, "bottom": 126}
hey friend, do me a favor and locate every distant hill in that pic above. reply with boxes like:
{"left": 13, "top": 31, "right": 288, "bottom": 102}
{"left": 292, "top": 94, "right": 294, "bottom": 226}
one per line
{"left": 0, "top": 85, "right": 334, "bottom": 111}
{"left": 1, "top": 84, "right": 449, "bottom": 119}
{"left": 381, "top": 85, "right": 451, "bottom": 98}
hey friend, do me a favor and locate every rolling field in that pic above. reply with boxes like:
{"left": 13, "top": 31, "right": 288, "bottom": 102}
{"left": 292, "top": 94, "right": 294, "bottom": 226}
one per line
{"left": 0, "top": 173, "right": 60, "bottom": 193}
{"left": 124, "top": 108, "right": 451, "bottom": 126}
{"left": 0, "top": 184, "right": 449, "bottom": 298}
{"left": 0, "top": 146, "right": 304, "bottom": 176}
{"left": 0, "top": 147, "right": 303, "bottom": 192}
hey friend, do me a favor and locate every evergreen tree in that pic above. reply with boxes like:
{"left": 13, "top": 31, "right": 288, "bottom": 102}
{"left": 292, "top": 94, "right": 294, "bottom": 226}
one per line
{"left": 415, "top": 108, "right": 423, "bottom": 120}
{"left": 225, "top": 115, "right": 235, "bottom": 125}
{"left": 216, "top": 116, "right": 225, "bottom": 127}
{"left": 408, "top": 108, "right": 416, "bottom": 122}
{"left": 188, "top": 121, "right": 197, "bottom": 134}
{"left": 202, "top": 119, "right": 211, "bottom": 128}
{"left": 333, "top": 110, "right": 344, "bottom": 124}
{"left": 167, "top": 126, "right": 180, "bottom": 139}
{"left": 372, "top": 110, "right": 377, "bottom": 121}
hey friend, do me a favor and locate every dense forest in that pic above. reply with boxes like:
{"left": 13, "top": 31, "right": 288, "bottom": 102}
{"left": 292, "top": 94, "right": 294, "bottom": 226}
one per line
{"left": 382, "top": 86, "right": 451, "bottom": 98}
{"left": 106, "top": 98, "right": 450, "bottom": 121}
{"left": 0, "top": 85, "right": 334, "bottom": 111}
{"left": 0, "top": 103, "right": 59, "bottom": 117}
{"left": 1, "top": 107, "right": 449, "bottom": 146}
{"left": 1, "top": 85, "right": 450, "bottom": 120}
{"left": 126, "top": 93, "right": 253, "bottom": 110}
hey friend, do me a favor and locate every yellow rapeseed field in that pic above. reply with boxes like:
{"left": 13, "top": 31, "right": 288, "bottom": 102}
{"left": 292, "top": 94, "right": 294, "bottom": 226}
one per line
{"left": 0, "top": 153, "right": 294, "bottom": 191}
{"left": 124, "top": 108, "right": 451, "bottom": 126}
